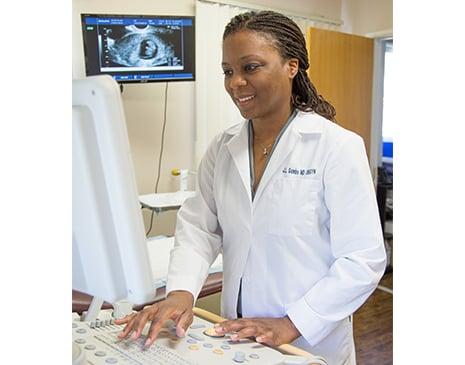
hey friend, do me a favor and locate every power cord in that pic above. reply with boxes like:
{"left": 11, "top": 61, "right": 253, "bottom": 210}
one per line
{"left": 145, "top": 82, "right": 169, "bottom": 236}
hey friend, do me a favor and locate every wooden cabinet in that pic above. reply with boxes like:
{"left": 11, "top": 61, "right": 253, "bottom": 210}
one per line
{"left": 306, "top": 27, "right": 374, "bottom": 158}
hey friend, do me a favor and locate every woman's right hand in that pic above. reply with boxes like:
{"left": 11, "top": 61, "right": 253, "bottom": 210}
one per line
{"left": 114, "top": 290, "right": 194, "bottom": 348}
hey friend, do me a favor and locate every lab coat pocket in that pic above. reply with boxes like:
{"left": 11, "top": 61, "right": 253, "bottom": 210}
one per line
{"left": 268, "top": 177, "right": 319, "bottom": 237}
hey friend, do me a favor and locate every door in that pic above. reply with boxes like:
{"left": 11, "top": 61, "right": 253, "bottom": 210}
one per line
{"left": 306, "top": 28, "right": 374, "bottom": 158}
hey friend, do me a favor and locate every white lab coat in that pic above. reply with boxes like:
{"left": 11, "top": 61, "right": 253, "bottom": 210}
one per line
{"left": 166, "top": 111, "right": 386, "bottom": 365}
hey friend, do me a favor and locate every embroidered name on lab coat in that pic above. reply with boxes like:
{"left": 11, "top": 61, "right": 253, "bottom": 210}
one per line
{"left": 282, "top": 168, "right": 316, "bottom": 176}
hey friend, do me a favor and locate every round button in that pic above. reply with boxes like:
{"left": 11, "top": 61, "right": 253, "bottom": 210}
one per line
{"left": 74, "top": 338, "right": 86, "bottom": 344}
{"left": 204, "top": 328, "right": 225, "bottom": 338}
{"left": 221, "top": 345, "right": 231, "bottom": 350}
{"left": 84, "top": 344, "right": 96, "bottom": 350}
{"left": 188, "top": 345, "right": 200, "bottom": 350}
{"left": 233, "top": 351, "right": 246, "bottom": 363}
{"left": 95, "top": 350, "right": 107, "bottom": 357}
{"left": 188, "top": 333, "right": 205, "bottom": 341}
{"left": 72, "top": 323, "right": 78, "bottom": 328}
{"left": 213, "top": 348, "right": 224, "bottom": 355}
{"left": 76, "top": 328, "right": 87, "bottom": 334}
{"left": 249, "top": 353, "right": 260, "bottom": 359}
{"left": 105, "top": 358, "right": 118, "bottom": 364}
{"left": 187, "top": 338, "right": 197, "bottom": 344}
{"left": 203, "top": 343, "right": 213, "bottom": 348}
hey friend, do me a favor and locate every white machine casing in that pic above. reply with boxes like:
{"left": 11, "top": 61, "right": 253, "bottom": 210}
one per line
{"left": 72, "top": 75, "right": 154, "bottom": 305}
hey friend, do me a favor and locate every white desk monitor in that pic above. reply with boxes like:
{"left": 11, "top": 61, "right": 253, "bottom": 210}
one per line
{"left": 72, "top": 75, "right": 154, "bottom": 311}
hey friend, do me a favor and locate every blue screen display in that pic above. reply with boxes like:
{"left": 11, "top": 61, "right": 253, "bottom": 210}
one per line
{"left": 383, "top": 140, "right": 393, "bottom": 158}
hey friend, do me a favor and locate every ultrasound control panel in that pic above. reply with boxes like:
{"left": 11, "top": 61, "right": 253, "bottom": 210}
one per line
{"left": 72, "top": 311, "right": 292, "bottom": 365}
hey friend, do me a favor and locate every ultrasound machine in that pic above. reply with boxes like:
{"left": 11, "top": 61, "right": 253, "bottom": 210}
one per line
{"left": 72, "top": 75, "right": 327, "bottom": 365}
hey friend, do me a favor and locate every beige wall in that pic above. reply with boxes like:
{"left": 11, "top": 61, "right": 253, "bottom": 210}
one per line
{"left": 238, "top": 0, "right": 341, "bottom": 19}
{"left": 72, "top": 0, "right": 392, "bottom": 236}
{"left": 341, "top": 0, "right": 393, "bottom": 35}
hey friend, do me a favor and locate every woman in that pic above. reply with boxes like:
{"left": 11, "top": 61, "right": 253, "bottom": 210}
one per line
{"left": 116, "top": 11, "right": 386, "bottom": 364}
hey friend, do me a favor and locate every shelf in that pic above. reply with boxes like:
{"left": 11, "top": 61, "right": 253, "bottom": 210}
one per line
{"left": 139, "top": 191, "right": 196, "bottom": 213}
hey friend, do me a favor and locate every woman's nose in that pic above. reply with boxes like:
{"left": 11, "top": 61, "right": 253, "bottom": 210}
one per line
{"left": 228, "top": 73, "right": 247, "bottom": 89}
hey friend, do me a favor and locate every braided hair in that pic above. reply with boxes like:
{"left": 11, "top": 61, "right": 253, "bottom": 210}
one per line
{"left": 223, "top": 11, "right": 336, "bottom": 122}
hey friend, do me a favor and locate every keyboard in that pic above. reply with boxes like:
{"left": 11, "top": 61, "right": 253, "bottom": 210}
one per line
{"left": 72, "top": 311, "right": 286, "bottom": 364}
{"left": 95, "top": 331, "right": 195, "bottom": 365}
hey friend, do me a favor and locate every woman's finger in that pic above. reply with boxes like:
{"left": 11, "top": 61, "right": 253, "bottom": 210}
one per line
{"left": 144, "top": 314, "right": 168, "bottom": 348}
{"left": 214, "top": 319, "right": 248, "bottom": 334}
{"left": 113, "top": 313, "right": 134, "bottom": 325}
{"left": 230, "top": 325, "right": 258, "bottom": 341}
{"left": 117, "top": 305, "right": 158, "bottom": 340}
{"left": 130, "top": 309, "right": 152, "bottom": 340}
{"left": 117, "top": 314, "right": 137, "bottom": 339}
{"left": 255, "top": 330, "right": 275, "bottom": 346}
{"left": 175, "top": 309, "right": 194, "bottom": 338}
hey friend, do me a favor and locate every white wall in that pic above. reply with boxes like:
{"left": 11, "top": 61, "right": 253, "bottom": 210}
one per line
{"left": 72, "top": 0, "right": 392, "bottom": 236}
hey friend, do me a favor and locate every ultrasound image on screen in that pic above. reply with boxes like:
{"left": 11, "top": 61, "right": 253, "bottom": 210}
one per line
{"left": 99, "top": 24, "right": 183, "bottom": 70}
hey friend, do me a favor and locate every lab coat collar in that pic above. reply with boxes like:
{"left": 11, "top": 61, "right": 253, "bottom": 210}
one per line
{"left": 224, "top": 121, "right": 246, "bottom": 136}
{"left": 225, "top": 121, "right": 252, "bottom": 203}
{"left": 291, "top": 111, "right": 324, "bottom": 135}
{"left": 223, "top": 110, "right": 324, "bottom": 137}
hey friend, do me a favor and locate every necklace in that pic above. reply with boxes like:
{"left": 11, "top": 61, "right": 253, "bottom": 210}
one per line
{"left": 254, "top": 137, "right": 275, "bottom": 158}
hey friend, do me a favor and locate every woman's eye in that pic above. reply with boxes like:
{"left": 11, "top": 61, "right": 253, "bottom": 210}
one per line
{"left": 245, "top": 64, "right": 260, "bottom": 72}
{"left": 222, "top": 69, "right": 233, "bottom": 77}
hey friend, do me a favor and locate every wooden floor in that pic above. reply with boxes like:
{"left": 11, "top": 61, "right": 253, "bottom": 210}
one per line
{"left": 353, "top": 272, "right": 393, "bottom": 365}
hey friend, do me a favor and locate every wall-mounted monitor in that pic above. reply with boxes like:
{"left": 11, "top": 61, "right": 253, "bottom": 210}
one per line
{"left": 81, "top": 14, "right": 195, "bottom": 83}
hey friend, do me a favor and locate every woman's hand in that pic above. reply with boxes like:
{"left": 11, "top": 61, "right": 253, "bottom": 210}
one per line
{"left": 214, "top": 316, "right": 301, "bottom": 347}
{"left": 114, "top": 290, "right": 194, "bottom": 347}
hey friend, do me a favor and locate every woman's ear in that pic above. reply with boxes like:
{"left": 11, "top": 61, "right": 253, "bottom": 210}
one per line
{"left": 287, "top": 58, "right": 299, "bottom": 79}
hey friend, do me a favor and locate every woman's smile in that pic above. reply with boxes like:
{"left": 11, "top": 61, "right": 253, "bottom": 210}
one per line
{"left": 235, "top": 94, "right": 256, "bottom": 107}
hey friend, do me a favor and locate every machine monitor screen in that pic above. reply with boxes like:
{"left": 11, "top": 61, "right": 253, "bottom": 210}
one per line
{"left": 81, "top": 14, "right": 195, "bottom": 83}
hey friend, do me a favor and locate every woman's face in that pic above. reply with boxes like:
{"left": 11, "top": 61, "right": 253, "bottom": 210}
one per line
{"left": 222, "top": 30, "right": 298, "bottom": 121}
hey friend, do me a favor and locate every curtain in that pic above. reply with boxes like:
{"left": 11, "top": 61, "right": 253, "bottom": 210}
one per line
{"left": 194, "top": 0, "right": 340, "bottom": 166}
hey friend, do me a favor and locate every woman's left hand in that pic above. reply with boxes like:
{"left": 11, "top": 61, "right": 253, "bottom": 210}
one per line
{"left": 213, "top": 316, "right": 301, "bottom": 347}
